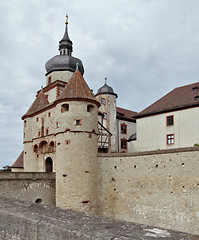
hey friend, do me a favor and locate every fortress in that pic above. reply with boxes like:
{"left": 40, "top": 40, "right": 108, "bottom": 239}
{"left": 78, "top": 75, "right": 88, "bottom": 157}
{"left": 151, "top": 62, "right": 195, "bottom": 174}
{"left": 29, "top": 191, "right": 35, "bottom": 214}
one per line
{"left": 1, "top": 16, "right": 199, "bottom": 236}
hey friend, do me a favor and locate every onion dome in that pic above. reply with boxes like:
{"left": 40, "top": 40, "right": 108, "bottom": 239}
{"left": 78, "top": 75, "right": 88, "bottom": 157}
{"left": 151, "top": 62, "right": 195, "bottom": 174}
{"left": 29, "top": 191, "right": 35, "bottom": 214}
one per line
{"left": 45, "top": 15, "right": 84, "bottom": 76}
{"left": 96, "top": 79, "right": 117, "bottom": 97}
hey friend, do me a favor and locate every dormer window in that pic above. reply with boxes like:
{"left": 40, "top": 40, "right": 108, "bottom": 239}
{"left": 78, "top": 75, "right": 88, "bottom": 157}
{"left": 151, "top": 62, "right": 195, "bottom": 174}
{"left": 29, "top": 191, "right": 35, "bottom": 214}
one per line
{"left": 194, "top": 96, "right": 199, "bottom": 100}
{"left": 192, "top": 86, "right": 199, "bottom": 92}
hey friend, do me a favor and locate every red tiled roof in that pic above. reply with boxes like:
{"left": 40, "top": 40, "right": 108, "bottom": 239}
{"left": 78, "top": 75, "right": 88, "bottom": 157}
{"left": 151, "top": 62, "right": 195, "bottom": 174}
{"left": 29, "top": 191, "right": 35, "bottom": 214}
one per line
{"left": 136, "top": 82, "right": 199, "bottom": 118}
{"left": 11, "top": 151, "right": 24, "bottom": 168}
{"left": 58, "top": 70, "right": 100, "bottom": 107}
{"left": 116, "top": 107, "right": 137, "bottom": 122}
{"left": 22, "top": 92, "right": 49, "bottom": 119}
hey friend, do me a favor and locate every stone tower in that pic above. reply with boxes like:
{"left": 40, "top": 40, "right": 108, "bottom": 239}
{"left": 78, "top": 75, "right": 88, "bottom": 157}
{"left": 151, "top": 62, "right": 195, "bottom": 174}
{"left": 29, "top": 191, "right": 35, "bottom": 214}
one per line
{"left": 55, "top": 69, "right": 101, "bottom": 214}
{"left": 96, "top": 81, "right": 118, "bottom": 152}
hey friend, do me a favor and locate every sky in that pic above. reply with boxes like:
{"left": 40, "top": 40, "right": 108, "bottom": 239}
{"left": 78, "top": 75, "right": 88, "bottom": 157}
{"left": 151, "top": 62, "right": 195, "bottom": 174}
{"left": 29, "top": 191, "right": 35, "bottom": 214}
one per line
{"left": 1, "top": 0, "right": 199, "bottom": 168}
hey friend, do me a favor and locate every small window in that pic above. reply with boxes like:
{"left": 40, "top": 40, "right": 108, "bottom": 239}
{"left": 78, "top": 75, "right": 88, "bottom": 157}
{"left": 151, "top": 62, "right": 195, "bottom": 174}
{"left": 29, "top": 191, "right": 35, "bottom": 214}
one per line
{"left": 167, "top": 134, "right": 174, "bottom": 145}
{"left": 48, "top": 76, "right": 52, "bottom": 85}
{"left": 33, "top": 144, "right": 38, "bottom": 153}
{"left": 46, "top": 128, "right": 49, "bottom": 135}
{"left": 194, "top": 96, "right": 199, "bottom": 100}
{"left": 56, "top": 122, "right": 60, "bottom": 128}
{"left": 121, "top": 123, "right": 127, "bottom": 134}
{"left": 24, "top": 120, "right": 26, "bottom": 127}
{"left": 48, "top": 112, "right": 51, "bottom": 117}
{"left": 38, "top": 130, "right": 41, "bottom": 137}
{"left": 166, "top": 116, "right": 174, "bottom": 126}
{"left": 121, "top": 139, "right": 127, "bottom": 149}
{"left": 36, "top": 117, "right": 39, "bottom": 122}
{"left": 61, "top": 104, "right": 69, "bottom": 112}
{"left": 24, "top": 132, "right": 25, "bottom": 138}
{"left": 75, "top": 119, "right": 81, "bottom": 126}
{"left": 103, "top": 113, "right": 107, "bottom": 119}
{"left": 87, "top": 104, "right": 94, "bottom": 112}
{"left": 101, "top": 98, "right": 106, "bottom": 105}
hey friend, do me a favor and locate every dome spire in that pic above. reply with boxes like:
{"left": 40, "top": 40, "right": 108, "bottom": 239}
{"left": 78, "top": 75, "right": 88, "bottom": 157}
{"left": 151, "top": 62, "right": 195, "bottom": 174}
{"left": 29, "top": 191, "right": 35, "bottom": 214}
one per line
{"left": 59, "top": 14, "right": 73, "bottom": 56}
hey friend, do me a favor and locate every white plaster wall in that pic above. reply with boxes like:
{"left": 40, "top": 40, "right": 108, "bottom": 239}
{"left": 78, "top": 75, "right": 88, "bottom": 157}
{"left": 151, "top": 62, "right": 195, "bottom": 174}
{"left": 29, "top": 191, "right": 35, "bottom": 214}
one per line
{"left": 133, "top": 107, "right": 199, "bottom": 151}
{"left": 116, "top": 119, "right": 136, "bottom": 153}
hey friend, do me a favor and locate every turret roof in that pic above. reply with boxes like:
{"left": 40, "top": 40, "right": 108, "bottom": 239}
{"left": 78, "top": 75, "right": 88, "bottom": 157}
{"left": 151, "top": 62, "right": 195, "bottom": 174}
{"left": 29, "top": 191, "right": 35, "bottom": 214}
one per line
{"left": 22, "top": 91, "right": 49, "bottom": 119}
{"left": 58, "top": 69, "right": 100, "bottom": 106}
{"left": 11, "top": 151, "right": 24, "bottom": 168}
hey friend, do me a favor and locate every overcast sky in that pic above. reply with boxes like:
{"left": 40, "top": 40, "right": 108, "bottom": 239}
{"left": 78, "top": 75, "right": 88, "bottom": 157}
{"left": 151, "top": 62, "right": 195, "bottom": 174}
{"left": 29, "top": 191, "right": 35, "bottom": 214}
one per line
{"left": 1, "top": 0, "right": 199, "bottom": 168}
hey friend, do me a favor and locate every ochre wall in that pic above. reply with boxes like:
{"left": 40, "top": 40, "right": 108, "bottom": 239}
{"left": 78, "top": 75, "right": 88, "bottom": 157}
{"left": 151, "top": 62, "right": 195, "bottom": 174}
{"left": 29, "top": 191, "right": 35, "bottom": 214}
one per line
{"left": 0, "top": 172, "right": 55, "bottom": 206}
{"left": 98, "top": 148, "right": 199, "bottom": 235}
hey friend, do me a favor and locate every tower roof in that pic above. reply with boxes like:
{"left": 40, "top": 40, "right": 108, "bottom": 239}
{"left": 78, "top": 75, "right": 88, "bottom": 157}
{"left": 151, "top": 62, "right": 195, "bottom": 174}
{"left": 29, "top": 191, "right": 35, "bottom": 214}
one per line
{"left": 96, "top": 82, "right": 117, "bottom": 97}
{"left": 45, "top": 15, "right": 84, "bottom": 76}
{"left": 58, "top": 69, "right": 100, "bottom": 106}
{"left": 22, "top": 91, "right": 49, "bottom": 119}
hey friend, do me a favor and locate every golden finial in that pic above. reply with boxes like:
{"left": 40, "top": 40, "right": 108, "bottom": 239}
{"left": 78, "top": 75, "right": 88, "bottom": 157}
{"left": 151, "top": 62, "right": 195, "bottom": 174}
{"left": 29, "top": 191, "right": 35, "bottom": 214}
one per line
{"left": 65, "top": 14, "right": 68, "bottom": 24}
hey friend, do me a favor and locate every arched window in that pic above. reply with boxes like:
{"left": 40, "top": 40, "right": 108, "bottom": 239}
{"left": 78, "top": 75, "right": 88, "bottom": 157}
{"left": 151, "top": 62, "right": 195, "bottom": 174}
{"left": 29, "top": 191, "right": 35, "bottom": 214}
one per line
{"left": 61, "top": 104, "right": 69, "bottom": 112}
{"left": 45, "top": 157, "right": 53, "bottom": 173}
{"left": 33, "top": 144, "right": 38, "bottom": 153}
{"left": 39, "top": 141, "right": 48, "bottom": 153}
{"left": 49, "top": 141, "right": 55, "bottom": 152}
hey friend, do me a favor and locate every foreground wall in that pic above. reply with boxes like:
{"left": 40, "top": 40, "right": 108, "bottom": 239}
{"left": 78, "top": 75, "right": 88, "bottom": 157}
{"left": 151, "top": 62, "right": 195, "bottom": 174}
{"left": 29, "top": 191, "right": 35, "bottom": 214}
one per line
{"left": 0, "top": 172, "right": 55, "bottom": 205}
{"left": 0, "top": 197, "right": 197, "bottom": 240}
{"left": 98, "top": 147, "right": 199, "bottom": 235}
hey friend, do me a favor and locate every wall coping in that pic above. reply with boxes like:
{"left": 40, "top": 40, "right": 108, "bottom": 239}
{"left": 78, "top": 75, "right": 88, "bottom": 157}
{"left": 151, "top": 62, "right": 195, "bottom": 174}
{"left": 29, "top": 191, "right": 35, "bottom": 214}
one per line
{"left": 0, "top": 172, "right": 55, "bottom": 180}
{"left": 98, "top": 146, "right": 199, "bottom": 158}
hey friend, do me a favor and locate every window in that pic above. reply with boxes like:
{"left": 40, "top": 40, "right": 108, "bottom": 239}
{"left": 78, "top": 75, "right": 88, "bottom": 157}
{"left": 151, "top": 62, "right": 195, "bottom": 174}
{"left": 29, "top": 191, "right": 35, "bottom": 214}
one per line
{"left": 75, "top": 119, "right": 81, "bottom": 126}
{"left": 121, "top": 138, "right": 127, "bottom": 149}
{"left": 166, "top": 116, "right": 174, "bottom": 126}
{"left": 167, "top": 134, "right": 174, "bottom": 145}
{"left": 121, "top": 123, "right": 127, "bottom": 134}
{"left": 38, "top": 130, "right": 41, "bottom": 137}
{"left": 48, "top": 76, "right": 52, "bottom": 85}
{"left": 48, "top": 112, "right": 51, "bottom": 117}
{"left": 24, "top": 120, "right": 26, "bottom": 127}
{"left": 56, "top": 122, "right": 59, "bottom": 128}
{"left": 46, "top": 128, "right": 49, "bottom": 135}
{"left": 103, "top": 113, "right": 107, "bottom": 119}
{"left": 194, "top": 96, "right": 199, "bottom": 100}
{"left": 61, "top": 104, "right": 69, "bottom": 112}
{"left": 101, "top": 98, "right": 106, "bottom": 105}
{"left": 36, "top": 117, "right": 39, "bottom": 122}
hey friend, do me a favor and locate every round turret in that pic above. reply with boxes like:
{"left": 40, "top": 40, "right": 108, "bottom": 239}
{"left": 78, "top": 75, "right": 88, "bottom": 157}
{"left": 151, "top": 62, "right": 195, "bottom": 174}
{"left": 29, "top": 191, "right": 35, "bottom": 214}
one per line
{"left": 96, "top": 83, "right": 117, "bottom": 97}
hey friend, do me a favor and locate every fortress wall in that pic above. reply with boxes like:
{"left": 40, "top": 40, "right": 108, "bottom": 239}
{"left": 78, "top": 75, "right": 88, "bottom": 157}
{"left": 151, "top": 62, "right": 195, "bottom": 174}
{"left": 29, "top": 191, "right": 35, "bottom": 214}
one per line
{"left": 98, "top": 147, "right": 199, "bottom": 235}
{"left": 0, "top": 172, "right": 55, "bottom": 206}
{"left": 0, "top": 197, "right": 197, "bottom": 240}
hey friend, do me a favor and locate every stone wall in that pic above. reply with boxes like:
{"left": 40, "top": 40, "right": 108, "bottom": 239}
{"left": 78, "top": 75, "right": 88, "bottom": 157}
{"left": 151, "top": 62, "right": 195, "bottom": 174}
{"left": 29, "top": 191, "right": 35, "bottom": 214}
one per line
{"left": 0, "top": 172, "right": 55, "bottom": 205}
{"left": 0, "top": 197, "right": 197, "bottom": 240}
{"left": 98, "top": 147, "right": 199, "bottom": 235}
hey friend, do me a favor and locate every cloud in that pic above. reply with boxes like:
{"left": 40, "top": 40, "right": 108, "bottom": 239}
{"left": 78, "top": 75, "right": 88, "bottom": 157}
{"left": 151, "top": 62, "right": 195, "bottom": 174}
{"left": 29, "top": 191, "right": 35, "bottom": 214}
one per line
{"left": 1, "top": 0, "right": 199, "bottom": 168}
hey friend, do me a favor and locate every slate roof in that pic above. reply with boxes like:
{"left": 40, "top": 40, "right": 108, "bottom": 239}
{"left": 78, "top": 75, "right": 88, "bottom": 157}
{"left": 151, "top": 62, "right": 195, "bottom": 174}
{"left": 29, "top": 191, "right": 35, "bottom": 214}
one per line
{"left": 136, "top": 82, "right": 199, "bottom": 118}
{"left": 22, "top": 92, "right": 49, "bottom": 119}
{"left": 11, "top": 151, "right": 24, "bottom": 168}
{"left": 58, "top": 69, "right": 100, "bottom": 106}
{"left": 116, "top": 107, "right": 137, "bottom": 122}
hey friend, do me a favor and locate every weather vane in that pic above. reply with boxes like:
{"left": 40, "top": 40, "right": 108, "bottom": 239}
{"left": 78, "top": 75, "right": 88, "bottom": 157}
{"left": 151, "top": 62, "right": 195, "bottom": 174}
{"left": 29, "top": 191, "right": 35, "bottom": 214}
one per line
{"left": 65, "top": 14, "right": 68, "bottom": 24}
{"left": 41, "top": 86, "right": 43, "bottom": 92}
{"left": 105, "top": 77, "right": 107, "bottom": 84}
{"left": 76, "top": 62, "right": 79, "bottom": 70}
